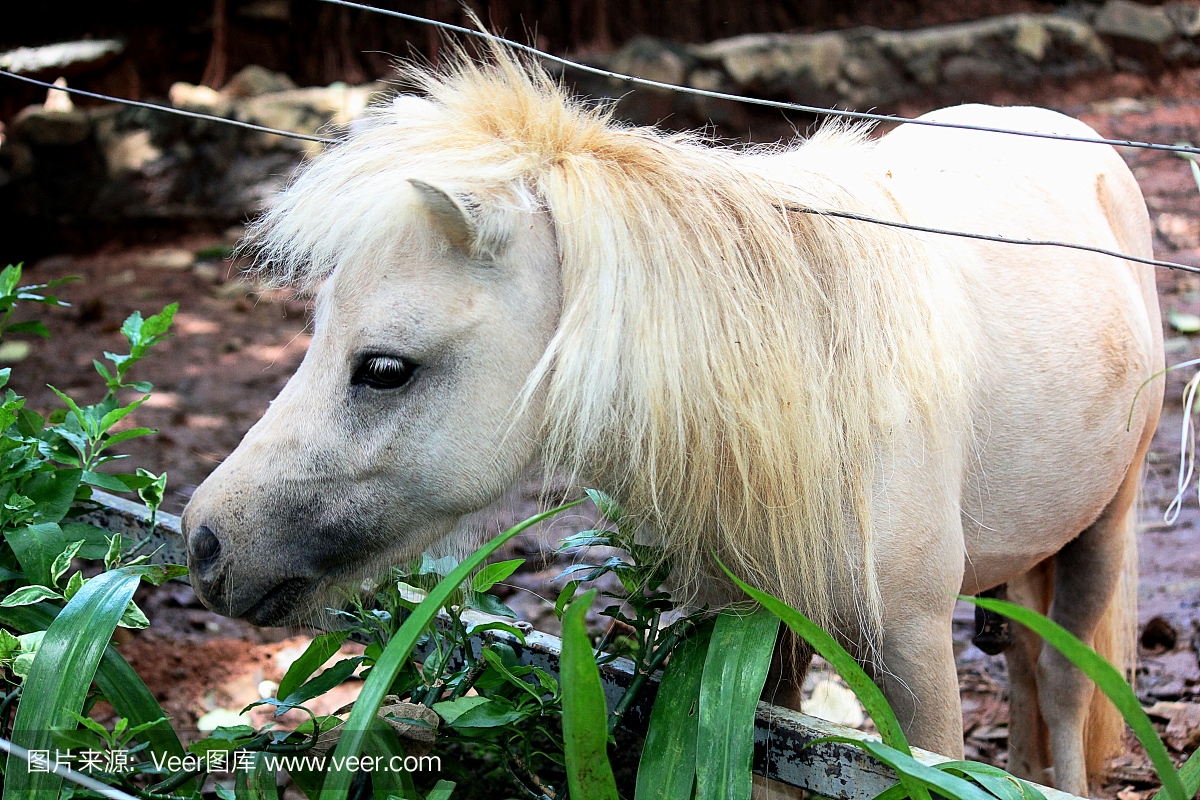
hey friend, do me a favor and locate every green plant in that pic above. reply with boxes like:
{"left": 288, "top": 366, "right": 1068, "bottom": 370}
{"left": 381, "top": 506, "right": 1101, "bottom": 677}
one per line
{"left": 0, "top": 264, "right": 192, "bottom": 798}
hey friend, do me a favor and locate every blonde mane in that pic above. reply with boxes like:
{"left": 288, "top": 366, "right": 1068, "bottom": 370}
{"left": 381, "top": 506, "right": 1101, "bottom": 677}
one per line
{"left": 248, "top": 44, "right": 976, "bottom": 646}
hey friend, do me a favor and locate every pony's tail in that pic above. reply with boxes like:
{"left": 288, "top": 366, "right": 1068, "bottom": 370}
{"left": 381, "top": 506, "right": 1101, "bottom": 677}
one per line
{"left": 1084, "top": 490, "right": 1139, "bottom": 782}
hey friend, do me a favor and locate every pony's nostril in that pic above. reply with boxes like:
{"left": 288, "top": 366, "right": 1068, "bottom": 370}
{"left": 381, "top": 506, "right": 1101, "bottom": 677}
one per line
{"left": 189, "top": 525, "right": 222, "bottom": 573}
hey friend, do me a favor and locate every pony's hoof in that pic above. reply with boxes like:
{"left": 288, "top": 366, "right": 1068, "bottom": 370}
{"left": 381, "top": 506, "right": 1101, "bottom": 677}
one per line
{"left": 972, "top": 601, "right": 1015, "bottom": 655}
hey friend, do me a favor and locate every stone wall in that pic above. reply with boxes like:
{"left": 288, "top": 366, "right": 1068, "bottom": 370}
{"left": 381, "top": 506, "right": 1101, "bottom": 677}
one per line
{"left": 562, "top": 1, "right": 1200, "bottom": 130}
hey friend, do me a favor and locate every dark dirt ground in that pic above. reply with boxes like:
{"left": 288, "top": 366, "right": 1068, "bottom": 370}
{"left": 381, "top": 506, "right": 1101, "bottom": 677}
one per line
{"left": 5, "top": 70, "right": 1200, "bottom": 798}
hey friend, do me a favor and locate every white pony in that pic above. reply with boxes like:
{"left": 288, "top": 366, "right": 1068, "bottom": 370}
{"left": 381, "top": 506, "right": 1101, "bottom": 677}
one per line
{"left": 181, "top": 47, "right": 1163, "bottom": 794}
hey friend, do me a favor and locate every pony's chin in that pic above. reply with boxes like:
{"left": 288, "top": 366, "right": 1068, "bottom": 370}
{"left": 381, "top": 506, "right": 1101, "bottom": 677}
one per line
{"left": 239, "top": 577, "right": 321, "bottom": 627}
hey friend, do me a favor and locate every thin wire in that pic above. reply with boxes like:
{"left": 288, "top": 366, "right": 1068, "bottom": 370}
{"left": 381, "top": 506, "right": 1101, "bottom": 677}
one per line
{"left": 319, "top": 0, "right": 1200, "bottom": 158}
{"left": 785, "top": 205, "right": 1200, "bottom": 274}
{"left": 0, "top": 69, "right": 339, "bottom": 144}
{"left": 0, "top": 736, "right": 139, "bottom": 800}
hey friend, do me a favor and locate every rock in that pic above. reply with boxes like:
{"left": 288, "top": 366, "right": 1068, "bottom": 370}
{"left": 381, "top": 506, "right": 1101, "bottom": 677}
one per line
{"left": 168, "top": 82, "right": 231, "bottom": 116}
{"left": 221, "top": 65, "right": 297, "bottom": 99}
{"left": 11, "top": 106, "right": 90, "bottom": 147}
{"left": 236, "top": 82, "right": 385, "bottom": 146}
{"left": 1014, "top": 18, "right": 1052, "bottom": 61}
{"left": 43, "top": 78, "right": 73, "bottom": 112}
{"left": 607, "top": 37, "right": 691, "bottom": 87}
{"left": 101, "top": 129, "right": 161, "bottom": 177}
{"left": 1165, "top": 2, "right": 1200, "bottom": 38}
{"left": 0, "top": 39, "right": 123, "bottom": 77}
{"left": 192, "top": 262, "right": 223, "bottom": 282}
{"left": 1095, "top": 0, "right": 1177, "bottom": 45}
{"left": 137, "top": 249, "right": 195, "bottom": 270}
{"left": 694, "top": 31, "right": 846, "bottom": 92}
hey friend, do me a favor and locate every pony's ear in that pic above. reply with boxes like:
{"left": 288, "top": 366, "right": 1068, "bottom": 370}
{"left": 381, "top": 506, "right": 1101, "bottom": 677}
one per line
{"left": 408, "top": 179, "right": 477, "bottom": 256}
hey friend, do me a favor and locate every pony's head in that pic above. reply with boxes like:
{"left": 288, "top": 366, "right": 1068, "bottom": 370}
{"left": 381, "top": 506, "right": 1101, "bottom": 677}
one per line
{"left": 183, "top": 44, "right": 971, "bottom": 635}
{"left": 182, "top": 167, "right": 561, "bottom": 623}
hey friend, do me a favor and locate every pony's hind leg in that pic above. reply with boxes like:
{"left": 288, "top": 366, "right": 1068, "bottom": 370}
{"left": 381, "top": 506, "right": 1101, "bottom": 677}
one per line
{"left": 1003, "top": 562, "right": 1054, "bottom": 785}
{"left": 1035, "top": 471, "right": 1139, "bottom": 795}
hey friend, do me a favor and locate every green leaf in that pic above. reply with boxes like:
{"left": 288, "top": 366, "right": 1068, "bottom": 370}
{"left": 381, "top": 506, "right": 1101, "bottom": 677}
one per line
{"left": 0, "top": 602, "right": 191, "bottom": 787}
{"left": 82, "top": 470, "right": 137, "bottom": 492}
{"left": 277, "top": 631, "right": 350, "bottom": 704}
{"left": 60, "top": 522, "right": 124, "bottom": 560}
{"left": 320, "top": 499, "right": 583, "bottom": 799}
{"left": 136, "top": 468, "right": 167, "bottom": 513}
{"left": 815, "top": 736, "right": 996, "bottom": 800}
{"left": 555, "top": 581, "right": 581, "bottom": 619}
{"left": 1153, "top": 745, "right": 1200, "bottom": 800}
{"left": 560, "top": 589, "right": 619, "bottom": 800}
{"left": 0, "top": 585, "right": 64, "bottom": 607}
{"left": 470, "top": 558, "right": 523, "bottom": 593}
{"left": 0, "top": 629, "right": 19, "bottom": 660}
{"left": 50, "top": 539, "right": 84, "bottom": 586}
{"left": 447, "top": 698, "right": 526, "bottom": 729}
{"left": 695, "top": 607, "right": 778, "bottom": 800}
{"left": 281, "top": 657, "right": 364, "bottom": 708}
{"left": 62, "top": 570, "right": 84, "bottom": 601}
{"left": 4, "top": 523, "right": 68, "bottom": 587}
{"left": 23, "top": 468, "right": 82, "bottom": 523}
{"left": 97, "top": 397, "right": 147, "bottom": 436}
{"left": 0, "top": 265, "right": 22, "bottom": 298}
{"left": 464, "top": 591, "right": 516, "bottom": 618}
{"left": 423, "top": 780, "right": 457, "bottom": 800}
{"left": 464, "top": 620, "right": 527, "bottom": 645}
{"left": 3, "top": 320, "right": 50, "bottom": 339}
{"left": 235, "top": 750, "right": 281, "bottom": 799}
{"left": 3, "top": 567, "right": 143, "bottom": 799}
{"left": 117, "top": 599, "right": 150, "bottom": 629}
{"left": 433, "top": 696, "right": 490, "bottom": 725}
{"left": 635, "top": 618, "right": 714, "bottom": 800}
{"left": 362, "top": 717, "right": 419, "bottom": 800}
{"left": 16, "top": 408, "right": 44, "bottom": 437}
{"left": 935, "top": 760, "right": 1028, "bottom": 800}
{"left": 717, "top": 560, "right": 932, "bottom": 800}
{"left": 101, "top": 427, "right": 156, "bottom": 448}
{"left": 965, "top": 595, "right": 1188, "bottom": 800}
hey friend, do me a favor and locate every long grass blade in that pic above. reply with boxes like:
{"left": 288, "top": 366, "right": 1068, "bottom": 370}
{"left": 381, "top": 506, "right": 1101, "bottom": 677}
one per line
{"left": 817, "top": 736, "right": 997, "bottom": 800}
{"left": 0, "top": 603, "right": 188, "bottom": 770}
{"left": 695, "top": 607, "right": 778, "bottom": 800}
{"left": 4, "top": 569, "right": 141, "bottom": 799}
{"left": 318, "top": 500, "right": 582, "bottom": 800}
{"left": 716, "top": 561, "right": 932, "bottom": 800}
{"left": 965, "top": 595, "right": 1187, "bottom": 800}
{"left": 362, "top": 717, "right": 419, "bottom": 799}
{"left": 560, "top": 589, "right": 619, "bottom": 800}
{"left": 1152, "top": 746, "right": 1199, "bottom": 800}
{"left": 634, "top": 619, "right": 714, "bottom": 800}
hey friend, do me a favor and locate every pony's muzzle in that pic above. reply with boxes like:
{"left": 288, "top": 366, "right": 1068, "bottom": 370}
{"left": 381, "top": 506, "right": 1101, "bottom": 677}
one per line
{"left": 189, "top": 525, "right": 222, "bottom": 574}
{"left": 187, "top": 523, "right": 232, "bottom": 614}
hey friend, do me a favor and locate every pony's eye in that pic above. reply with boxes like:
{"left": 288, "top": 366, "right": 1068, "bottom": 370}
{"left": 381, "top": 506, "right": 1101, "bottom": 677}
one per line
{"left": 352, "top": 355, "right": 418, "bottom": 390}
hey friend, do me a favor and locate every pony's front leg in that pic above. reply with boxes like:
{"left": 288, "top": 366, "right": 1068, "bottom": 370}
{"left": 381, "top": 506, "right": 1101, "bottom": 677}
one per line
{"left": 877, "top": 599, "right": 966, "bottom": 758}
{"left": 872, "top": 458, "right": 968, "bottom": 758}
